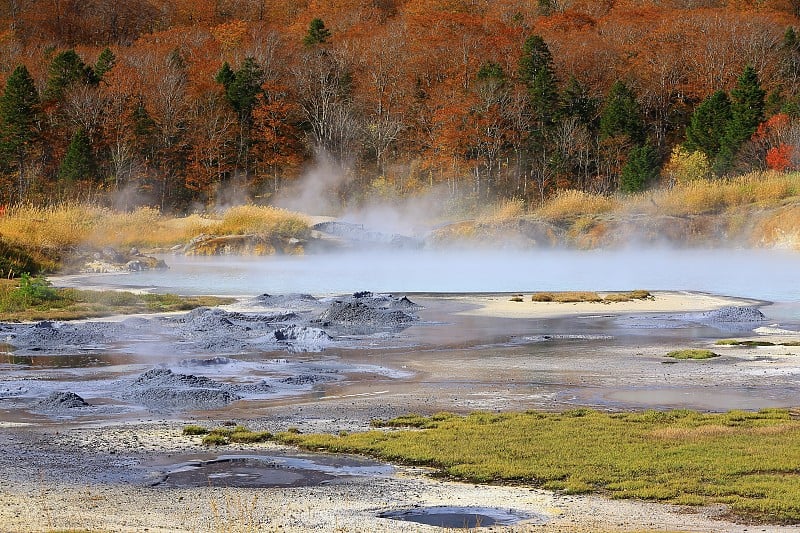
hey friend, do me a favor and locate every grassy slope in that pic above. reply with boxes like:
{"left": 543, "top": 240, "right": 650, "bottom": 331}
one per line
{"left": 274, "top": 409, "right": 800, "bottom": 523}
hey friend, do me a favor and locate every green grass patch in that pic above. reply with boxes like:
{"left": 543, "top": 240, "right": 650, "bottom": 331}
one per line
{"left": 0, "top": 278, "right": 233, "bottom": 321}
{"left": 666, "top": 349, "right": 719, "bottom": 360}
{"left": 193, "top": 425, "right": 271, "bottom": 445}
{"left": 717, "top": 339, "right": 800, "bottom": 347}
{"left": 202, "top": 433, "right": 229, "bottom": 446}
{"left": 716, "top": 339, "right": 775, "bottom": 347}
{"left": 273, "top": 408, "right": 800, "bottom": 523}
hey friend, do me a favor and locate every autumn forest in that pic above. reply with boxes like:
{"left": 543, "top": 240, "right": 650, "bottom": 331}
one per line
{"left": 2, "top": 0, "right": 800, "bottom": 212}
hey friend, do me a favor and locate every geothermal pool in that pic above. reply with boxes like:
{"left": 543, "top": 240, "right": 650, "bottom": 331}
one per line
{"left": 59, "top": 248, "right": 800, "bottom": 303}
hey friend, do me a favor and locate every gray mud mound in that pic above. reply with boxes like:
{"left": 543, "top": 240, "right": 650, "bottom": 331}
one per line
{"left": 127, "top": 368, "right": 241, "bottom": 410}
{"left": 253, "top": 293, "right": 319, "bottom": 307}
{"left": 172, "top": 308, "right": 266, "bottom": 353}
{"left": 132, "top": 387, "right": 238, "bottom": 410}
{"left": 316, "top": 295, "right": 419, "bottom": 330}
{"left": 274, "top": 325, "right": 331, "bottom": 342}
{"left": 274, "top": 325, "right": 333, "bottom": 352}
{"left": 133, "top": 368, "right": 219, "bottom": 388}
{"left": 36, "top": 391, "right": 89, "bottom": 410}
{"left": 259, "top": 312, "right": 301, "bottom": 323}
{"left": 180, "top": 307, "right": 248, "bottom": 332}
{"left": 376, "top": 294, "right": 421, "bottom": 310}
{"left": 11, "top": 320, "right": 119, "bottom": 354}
{"left": 280, "top": 374, "right": 337, "bottom": 386}
{"left": 695, "top": 306, "right": 766, "bottom": 323}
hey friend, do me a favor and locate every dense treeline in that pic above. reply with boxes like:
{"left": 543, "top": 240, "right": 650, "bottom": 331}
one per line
{"left": 1, "top": 0, "right": 800, "bottom": 211}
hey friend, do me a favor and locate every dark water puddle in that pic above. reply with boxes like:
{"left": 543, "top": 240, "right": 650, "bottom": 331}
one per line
{"left": 379, "top": 506, "right": 544, "bottom": 528}
{"left": 154, "top": 453, "right": 393, "bottom": 488}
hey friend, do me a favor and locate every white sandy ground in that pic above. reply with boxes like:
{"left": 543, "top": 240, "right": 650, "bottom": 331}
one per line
{"left": 454, "top": 291, "right": 760, "bottom": 319}
{"left": 1, "top": 291, "right": 798, "bottom": 532}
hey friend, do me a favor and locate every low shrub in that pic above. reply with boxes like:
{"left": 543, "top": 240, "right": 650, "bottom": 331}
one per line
{"left": 202, "top": 433, "right": 229, "bottom": 446}
{"left": 666, "top": 349, "right": 719, "bottom": 360}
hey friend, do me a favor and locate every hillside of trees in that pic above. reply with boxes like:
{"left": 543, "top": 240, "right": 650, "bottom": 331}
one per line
{"left": 2, "top": 0, "right": 800, "bottom": 213}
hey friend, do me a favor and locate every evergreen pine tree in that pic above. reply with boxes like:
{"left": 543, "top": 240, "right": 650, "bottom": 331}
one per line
{"left": 0, "top": 65, "right": 39, "bottom": 171}
{"left": 519, "top": 35, "right": 559, "bottom": 126}
{"left": 725, "top": 65, "right": 765, "bottom": 148}
{"left": 599, "top": 80, "right": 645, "bottom": 144}
{"left": 684, "top": 90, "right": 732, "bottom": 160}
{"left": 559, "top": 75, "right": 598, "bottom": 127}
{"left": 224, "top": 57, "right": 264, "bottom": 122}
{"left": 620, "top": 143, "right": 658, "bottom": 193}
{"left": 716, "top": 65, "right": 766, "bottom": 174}
{"left": 215, "top": 62, "right": 235, "bottom": 90}
{"left": 45, "top": 50, "right": 98, "bottom": 101}
{"left": 303, "top": 18, "right": 331, "bottom": 46}
{"left": 59, "top": 128, "right": 96, "bottom": 183}
{"left": 132, "top": 100, "right": 156, "bottom": 139}
{"left": 94, "top": 48, "right": 116, "bottom": 80}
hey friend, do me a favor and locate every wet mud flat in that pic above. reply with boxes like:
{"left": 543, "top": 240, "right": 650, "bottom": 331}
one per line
{"left": 1, "top": 293, "right": 800, "bottom": 531}
{"left": 0, "top": 292, "right": 422, "bottom": 419}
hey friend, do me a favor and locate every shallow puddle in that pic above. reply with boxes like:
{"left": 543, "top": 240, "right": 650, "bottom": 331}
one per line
{"left": 154, "top": 453, "right": 393, "bottom": 488}
{"left": 379, "top": 506, "right": 544, "bottom": 528}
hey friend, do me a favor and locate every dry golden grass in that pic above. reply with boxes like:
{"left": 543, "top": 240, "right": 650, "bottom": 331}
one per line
{"left": 633, "top": 171, "right": 800, "bottom": 216}
{"left": 478, "top": 198, "right": 526, "bottom": 224}
{"left": 603, "top": 290, "right": 653, "bottom": 302}
{"left": 535, "top": 189, "right": 619, "bottom": 221}
{"left": 531, "top": 291, "right": 603, "bottom": 303}
{"left": 214, "top": 205, "right": 311, "bottom": 239}
{"left": 530, "top": 172, "right": 800, "bottom": 222}
{"left": 0, "top": 204, "right": 101, "bottom": 249}
{"left": 0, "top": 203, "right": 311, "bottom": 252}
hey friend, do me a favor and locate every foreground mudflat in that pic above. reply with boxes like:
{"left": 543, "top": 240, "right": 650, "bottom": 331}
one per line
{"left": 0, "top": 421, "right": 778, "bottom": 532}
{"left": 1, "top": 291, "right": 799, "bottom": 531}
